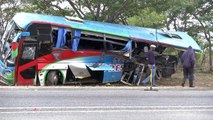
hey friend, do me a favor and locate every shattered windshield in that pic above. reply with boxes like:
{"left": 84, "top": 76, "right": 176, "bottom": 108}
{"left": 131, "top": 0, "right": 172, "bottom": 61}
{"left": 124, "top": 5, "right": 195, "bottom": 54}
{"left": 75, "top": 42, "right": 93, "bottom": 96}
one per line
{"left": 0, "top": 20, "right": 17, "bottom": 63}
{"left": 0, "top": 20, "right": 14, "bottom": 47}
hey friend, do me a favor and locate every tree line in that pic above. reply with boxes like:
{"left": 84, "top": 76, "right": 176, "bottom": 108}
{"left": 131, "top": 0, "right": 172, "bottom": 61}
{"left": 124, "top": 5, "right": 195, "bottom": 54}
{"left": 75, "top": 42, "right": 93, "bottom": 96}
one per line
{"left": 0, "top": 0, "right": 212, "bottom": 71}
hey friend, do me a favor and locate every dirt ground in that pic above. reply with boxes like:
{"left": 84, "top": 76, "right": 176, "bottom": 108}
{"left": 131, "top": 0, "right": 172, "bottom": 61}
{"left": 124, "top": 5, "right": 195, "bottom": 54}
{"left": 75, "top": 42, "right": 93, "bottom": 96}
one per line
{"left": 156, "top": 69, "right": 213, "bottom": 88}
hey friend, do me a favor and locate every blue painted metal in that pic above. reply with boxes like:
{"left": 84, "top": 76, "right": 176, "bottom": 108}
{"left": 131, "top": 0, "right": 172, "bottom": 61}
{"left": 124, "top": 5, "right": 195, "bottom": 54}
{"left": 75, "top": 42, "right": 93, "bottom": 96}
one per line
{"left": 103, "top": 71, "right": 122, "bottom": 83}
{"left": 21, "top": 32, "right": 30, "bottom": 37}
{"left": 12, "top": 12, "right": 201, "bottom": 51}
{"left": 56, "top": 28, "right": 67, "bottom": 48}
{"left": 72, "top": 29, "right": 81, "bottom": 51}
{"left": 12, "top": 32, "right": 30, "bottom": 42}
{"left": 86, "top": 63, "right": 115, "bottom": 71}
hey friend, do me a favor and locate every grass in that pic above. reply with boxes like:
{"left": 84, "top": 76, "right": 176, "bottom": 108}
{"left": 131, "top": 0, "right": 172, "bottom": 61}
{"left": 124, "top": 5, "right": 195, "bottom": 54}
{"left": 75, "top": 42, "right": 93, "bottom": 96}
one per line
{"left": 157, "top": 68, "right": 213, "bottom": 87}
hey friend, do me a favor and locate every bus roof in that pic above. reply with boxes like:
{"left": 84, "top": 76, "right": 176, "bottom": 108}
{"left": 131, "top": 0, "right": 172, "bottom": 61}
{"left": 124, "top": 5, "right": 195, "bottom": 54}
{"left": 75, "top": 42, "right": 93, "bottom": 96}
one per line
{"left": 12, "top": 12, "right": 201, "bottom": 51}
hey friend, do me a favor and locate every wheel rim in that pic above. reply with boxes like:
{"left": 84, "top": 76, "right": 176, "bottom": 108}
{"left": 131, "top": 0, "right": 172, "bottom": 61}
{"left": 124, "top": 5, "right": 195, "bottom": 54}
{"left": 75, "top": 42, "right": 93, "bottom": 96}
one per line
{"left": 45, "top": 71, "right": 61, "bottom": 86}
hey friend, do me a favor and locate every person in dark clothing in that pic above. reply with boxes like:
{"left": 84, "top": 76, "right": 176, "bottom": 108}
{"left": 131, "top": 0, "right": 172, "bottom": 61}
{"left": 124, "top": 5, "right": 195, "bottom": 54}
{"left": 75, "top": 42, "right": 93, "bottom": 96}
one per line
{"left": 181, "top": 46, "right": 195, "bottom": 87}
{"left": 142, "top": 44, "right": 157, "bottom": 86}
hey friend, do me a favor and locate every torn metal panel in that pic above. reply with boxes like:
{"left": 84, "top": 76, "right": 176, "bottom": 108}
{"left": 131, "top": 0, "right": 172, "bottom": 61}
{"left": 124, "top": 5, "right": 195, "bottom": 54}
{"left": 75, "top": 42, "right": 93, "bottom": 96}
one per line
{"left": 86, "top": 63, "right": 115, "bottom": 71}
{"left": 69, "top": 63, "right": 91, "bottom": 79}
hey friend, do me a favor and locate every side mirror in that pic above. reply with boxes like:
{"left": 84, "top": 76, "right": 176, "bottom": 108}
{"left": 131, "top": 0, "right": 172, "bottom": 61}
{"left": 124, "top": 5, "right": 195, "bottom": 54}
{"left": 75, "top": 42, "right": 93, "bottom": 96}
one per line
{"left": 13, "top": 32, "right": 30, "bottom": 42}
{"left": 21, "top": 32, "right": 30, "bottom": 37}
{"left": 11, "top": 42, "right": 19, "bottom": 58}
{"left": 6, "top": 59, "right": 15, "bottom": 66}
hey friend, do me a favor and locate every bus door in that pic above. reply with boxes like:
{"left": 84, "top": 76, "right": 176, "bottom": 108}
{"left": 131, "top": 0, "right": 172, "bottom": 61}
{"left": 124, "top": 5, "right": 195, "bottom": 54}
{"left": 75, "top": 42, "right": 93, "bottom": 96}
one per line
{"left": 16, "top": 23, "right": 52, "bottom": 85}
{"left": 17, "top": 41, "right": 38, "bottom": 85}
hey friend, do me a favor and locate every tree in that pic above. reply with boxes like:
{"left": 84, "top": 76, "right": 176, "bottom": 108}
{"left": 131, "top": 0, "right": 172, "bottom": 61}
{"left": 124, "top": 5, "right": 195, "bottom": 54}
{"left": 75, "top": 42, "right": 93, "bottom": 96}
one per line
{"left": 0, "top": 0, "right": 22, "bottom": 33}
{"left": 127, "top": 8, "right": 167, "bottom": 28}
{"left": 21, "top": 0, "right": 72, "bottom": 16}
{"left": 21, "top": 0, "right": 140, "bottom": 24}
{"left": 153, "top": 0, "right": 213, "bottom": 71}
{"left": 191, "top": 0, "right": 213, "bottom": 71}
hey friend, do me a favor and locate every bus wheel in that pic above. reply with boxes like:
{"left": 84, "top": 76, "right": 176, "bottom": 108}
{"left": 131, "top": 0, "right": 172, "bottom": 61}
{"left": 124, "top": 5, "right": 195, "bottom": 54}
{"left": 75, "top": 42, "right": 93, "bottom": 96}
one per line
{"left": 45, "top": 71, "right": 62, "bottom": 86}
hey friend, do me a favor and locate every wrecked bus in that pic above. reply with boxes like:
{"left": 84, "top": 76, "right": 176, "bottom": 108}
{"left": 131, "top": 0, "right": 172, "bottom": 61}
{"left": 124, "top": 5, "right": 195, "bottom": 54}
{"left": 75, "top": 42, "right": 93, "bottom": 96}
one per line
{"left": 0, "top": 12, "right": 201, "bottom": 86}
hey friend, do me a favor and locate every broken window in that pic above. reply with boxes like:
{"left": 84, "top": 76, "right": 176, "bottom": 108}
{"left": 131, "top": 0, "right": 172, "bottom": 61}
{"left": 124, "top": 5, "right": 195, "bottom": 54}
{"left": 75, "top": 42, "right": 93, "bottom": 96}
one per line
{"left": 21, "top": 46, "right": 36, "bottom": 60}
{"left": 52, "top": 28, "right": 72, "bottom": 49}
{"left": 105, "top": 37, "right": 128, "bottom": 51}
{"left": 77, "top": 33, "right": 104, "bottom": 51}
{"left": 0, "top": 21, "right": 19, "bottom": 65}
{"left": 76, "top": 31, "right": 129, "bottom": 52}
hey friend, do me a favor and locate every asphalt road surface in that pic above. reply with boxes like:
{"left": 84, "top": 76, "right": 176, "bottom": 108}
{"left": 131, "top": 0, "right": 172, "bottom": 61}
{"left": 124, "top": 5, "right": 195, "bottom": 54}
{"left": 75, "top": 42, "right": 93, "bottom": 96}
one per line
{"left": 0, "top": 86, "right": 213, "bottom": 120}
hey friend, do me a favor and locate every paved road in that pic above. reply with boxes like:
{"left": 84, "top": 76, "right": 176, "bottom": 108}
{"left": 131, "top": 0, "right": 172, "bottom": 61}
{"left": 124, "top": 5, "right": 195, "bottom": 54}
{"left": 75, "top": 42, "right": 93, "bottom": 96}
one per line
{"left": 0, "top": 87, "right": 213, "bottom": 120}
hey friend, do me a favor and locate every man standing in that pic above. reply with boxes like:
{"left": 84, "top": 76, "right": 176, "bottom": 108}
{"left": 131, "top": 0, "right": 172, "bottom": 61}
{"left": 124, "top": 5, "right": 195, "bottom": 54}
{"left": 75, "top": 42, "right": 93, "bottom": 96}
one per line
{"left": 142, "top": 44, "right": 157, "bottom": 86}
{"left": 181, "top": 46, "right": 195, "bottom": 87}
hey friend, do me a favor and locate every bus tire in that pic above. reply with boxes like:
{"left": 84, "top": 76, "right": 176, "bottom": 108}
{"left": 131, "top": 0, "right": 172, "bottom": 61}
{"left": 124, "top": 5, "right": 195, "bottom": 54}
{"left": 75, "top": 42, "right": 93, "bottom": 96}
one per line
{"left": 36, "top": 74, "right": 40, "bottom": 86}
{"left": 45, "top": 70, "right": 62, "bottom": 86}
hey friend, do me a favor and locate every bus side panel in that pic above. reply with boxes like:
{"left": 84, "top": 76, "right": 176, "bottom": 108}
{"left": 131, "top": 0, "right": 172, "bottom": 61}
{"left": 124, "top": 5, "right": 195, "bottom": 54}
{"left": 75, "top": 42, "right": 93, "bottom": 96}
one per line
{"left": 16, "top": 61, "right": 37, "bottom": 85}
{"left": 36, "top": 50, "right": 125, "bottom": 84}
